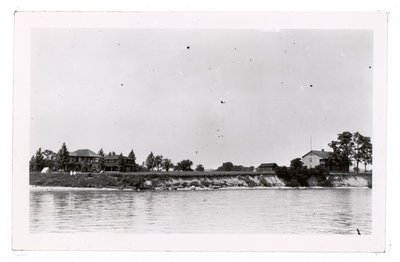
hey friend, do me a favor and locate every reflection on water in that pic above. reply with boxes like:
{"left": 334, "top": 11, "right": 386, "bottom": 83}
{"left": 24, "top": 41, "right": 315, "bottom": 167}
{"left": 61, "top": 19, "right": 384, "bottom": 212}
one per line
{"left": 30, "top": 188, "right": 371, "bottom": 234}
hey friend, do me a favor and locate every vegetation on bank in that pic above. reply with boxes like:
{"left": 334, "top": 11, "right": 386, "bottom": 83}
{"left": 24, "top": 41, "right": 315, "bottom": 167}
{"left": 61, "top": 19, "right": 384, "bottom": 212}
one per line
{"left": 29, "top": 131, "right": 372, "bottom": 185}
{"left": 29, "top": 143, "right": 207, "bottom": 173}
{"left": 30, "top": 143, "right": 260, "bottom": 174}
{"left": 30, "top": 169, "right": 371, "bottom": 190}
{"left": 216, "top": 162, "right": 255, "bottom": 172}
{"left": 271, "top": 131, "right": 373, "bottom": 187}
{"left": 275, "top": 161, "right": 333, "bottom": 187}
{"left": 326, "top": 131, "right": 372, "bottom": 173}
{"left": 30, "top": 172, "right": 271, "bottom": 190}
{"left": 30, "top": 172, "right": 147, "bottom": 189}
{"left": 275, "top": 156, "right": 371, "bottom": 187}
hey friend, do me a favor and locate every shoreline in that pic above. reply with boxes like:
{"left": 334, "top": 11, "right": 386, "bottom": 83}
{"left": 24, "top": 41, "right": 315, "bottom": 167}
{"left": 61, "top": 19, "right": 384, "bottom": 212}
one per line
{"left": 30, "top": 171, "right": 372, "bottom": 191}
{"left": 29, "top": 185, "right": 371, "bottom": 192}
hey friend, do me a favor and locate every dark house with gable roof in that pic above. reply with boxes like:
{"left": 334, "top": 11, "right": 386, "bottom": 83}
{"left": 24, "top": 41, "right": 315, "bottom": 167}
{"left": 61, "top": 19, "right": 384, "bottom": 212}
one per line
{"left": 257, "top": 163, "right": 278, "bottom": 172}
{"left": 67, "top": 149, "right": 101, "bottom": 172}
{"left": 104, "top": 155, "right": 136, "bottom": 172}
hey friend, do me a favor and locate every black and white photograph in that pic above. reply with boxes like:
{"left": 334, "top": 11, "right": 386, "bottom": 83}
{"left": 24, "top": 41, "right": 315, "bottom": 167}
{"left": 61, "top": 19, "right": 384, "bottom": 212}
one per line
{"left": 12, "top": 12, "right": 387, "bottom": 251}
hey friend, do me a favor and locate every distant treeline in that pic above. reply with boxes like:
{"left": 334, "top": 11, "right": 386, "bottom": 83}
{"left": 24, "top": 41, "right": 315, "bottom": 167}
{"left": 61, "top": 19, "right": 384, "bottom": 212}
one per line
{"left": 276, "top": 131, "right": 373, "bottom": 186}
{"left": 326, "top": 131, "right": 372, "bottom": 173}
{"left": 216, "top": 162, "right": 254, "bottom": 172}
{"left": 29, "top": 143, "right": 206, "bottom": 173}
{"left": 29, "top": 143, "right": 253, "bottom": 173}
{"left": 29, "top": 130, "right": 372, "bottom": 176}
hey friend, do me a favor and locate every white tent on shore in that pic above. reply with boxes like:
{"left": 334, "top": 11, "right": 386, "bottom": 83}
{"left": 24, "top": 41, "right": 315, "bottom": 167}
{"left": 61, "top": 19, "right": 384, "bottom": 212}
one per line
{"left": 41, "top": 167, "right": 50, "bottom": 173}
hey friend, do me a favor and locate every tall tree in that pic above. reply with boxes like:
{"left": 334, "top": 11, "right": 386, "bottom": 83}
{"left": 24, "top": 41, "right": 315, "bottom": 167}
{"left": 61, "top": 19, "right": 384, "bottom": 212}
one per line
{"left": 98, "top": 148, "right": 105, "bottom": 157}
{"left": 117, "top": 153, "right": 126, "bottom": 172}
{"left": 98, "top": 148, "right": 105, "bottom": 171}
{"left": 328, "top": 132, "right": 354, "bottom": 172}
{"left": 128, "top": 150, "right": 136, "bottom": 162}
{"left": 56, "top": 143, "right": 69, "bottom": 171}
{"left": 162, "top": 158, "right": 173, "bottom": 171}
{"left": 326, "top": 140, "right": 340, "bottom": 171}
{"left": 362, "top": 136, "right": 372, "bottom": 172}
{"left": 42, "top": 149, "right": 56, "bottom": 170}
{"left": 128, "top": 150, "right": 137, "bottom": 172}
{"left": 174, "top": 159, "right": 193, "bottom": 171}
{"left": 146, "top": 152, "right": 155, "bottom": 171}
{"left": 154, "top": 155, "right": 163, "bottom": 171}
{"left": 42, "top": 149, "right": 56, "bottom": 160}
{"left": 216, "top": 162, "right": 234, "bottom": 171}
{"left": 353, "top": 132, "right": 365, "bottom": 173}
{"left": 33, "top": 148, "right": 44, "bottom": 171}
{"left": 29, "top": 155, "right": 36, "bottom": 172}
{"left": 290, "top": 158, "right": 303, "bottom": 170}
{"left": 195, "top": 164, "right": 205, "bottom": 172}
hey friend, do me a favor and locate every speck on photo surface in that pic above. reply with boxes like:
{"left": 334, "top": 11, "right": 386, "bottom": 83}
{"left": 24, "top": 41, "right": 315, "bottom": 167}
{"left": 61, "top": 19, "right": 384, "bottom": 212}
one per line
{"left": 13, "top": 12, "right": 386, "bottom": 251}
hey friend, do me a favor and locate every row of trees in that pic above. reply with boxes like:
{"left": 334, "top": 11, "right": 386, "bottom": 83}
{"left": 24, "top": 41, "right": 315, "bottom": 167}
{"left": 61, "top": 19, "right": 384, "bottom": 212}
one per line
{"left": 29, "top": 143, "right": 205, "bottom": 172}
{"left": 327, "top": 131, "right": 372, "bottom": 172}
{"left": 30, "top": 131, "right": 372, "bottom": 173}
{"left": 144, "top": 152, "right": 204, "bottom": 171}
{"left": 275, "top": 158, "right": 331, "bottom": 187}
{"left": 273, "top": 131, "right": 372, "bottom": 185}
{"left": 216, "top": 162, "right": 254, "bottom": 172}
{"left": 30, "top": 143, "right": 70, "bottom": 172}
{"left": 97, "top": 148, "right": 139, "bottom": 172}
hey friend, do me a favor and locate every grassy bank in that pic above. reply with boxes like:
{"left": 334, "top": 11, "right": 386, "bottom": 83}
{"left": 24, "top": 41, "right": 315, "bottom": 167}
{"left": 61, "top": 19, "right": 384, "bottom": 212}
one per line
{"left": 30, "top": 172, "right": 148, "bottom": 189}
{"left": 90, "top": 171, "right": 275, "bottom": 177}
{"left": 29, "top": 171, "right": 371, "bottom": 190}
{"left": 30, "top": 171, "right": 276, "bottom": 190}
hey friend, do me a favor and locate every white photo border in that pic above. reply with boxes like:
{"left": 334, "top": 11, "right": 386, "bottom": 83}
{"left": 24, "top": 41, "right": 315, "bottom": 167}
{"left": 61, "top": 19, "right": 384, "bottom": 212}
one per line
{"left": 12, "top": 12, "right": 387, "bottom": 251}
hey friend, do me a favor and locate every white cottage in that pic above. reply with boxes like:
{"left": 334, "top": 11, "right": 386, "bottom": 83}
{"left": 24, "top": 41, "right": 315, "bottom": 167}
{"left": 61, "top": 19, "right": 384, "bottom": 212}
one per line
{"left": 301, "top": 149, "right": 332, "bottom": 169}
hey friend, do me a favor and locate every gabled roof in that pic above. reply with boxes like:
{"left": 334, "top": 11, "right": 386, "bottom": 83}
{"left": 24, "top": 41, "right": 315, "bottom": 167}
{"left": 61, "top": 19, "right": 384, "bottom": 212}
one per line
{"left": 258, "top": 163, "right": 278, "bottom": 168}
{"left": 69, "top": 149, "right": 100, "bottom": 158}
{"left": 302, "top": 150, "right": 332, "bottom": 159}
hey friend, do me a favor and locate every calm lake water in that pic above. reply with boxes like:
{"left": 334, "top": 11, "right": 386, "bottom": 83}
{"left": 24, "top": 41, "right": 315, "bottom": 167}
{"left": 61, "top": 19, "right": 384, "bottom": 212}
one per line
{"left": 30, "top": 188, "right": 371, "bottom": 234}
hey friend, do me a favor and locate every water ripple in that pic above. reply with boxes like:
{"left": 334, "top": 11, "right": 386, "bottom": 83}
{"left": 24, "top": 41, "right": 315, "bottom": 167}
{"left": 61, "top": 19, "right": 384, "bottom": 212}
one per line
{"left": 30, "top": 188, "right": 371, "bottom": 234}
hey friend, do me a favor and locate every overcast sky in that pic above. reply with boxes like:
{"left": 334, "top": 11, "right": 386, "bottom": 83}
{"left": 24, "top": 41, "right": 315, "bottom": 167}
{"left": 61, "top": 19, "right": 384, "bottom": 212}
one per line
{"left": 30, "top": 29, "right": 373, "bottom": 168}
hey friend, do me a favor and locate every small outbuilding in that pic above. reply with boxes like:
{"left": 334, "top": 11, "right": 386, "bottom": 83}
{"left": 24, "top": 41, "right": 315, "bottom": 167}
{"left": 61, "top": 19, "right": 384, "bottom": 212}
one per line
{"left": 257, "top": 163, "right": 278, "bottom": 172}
{"left": 41, "top": 167, "right": 50, "bottom": 173}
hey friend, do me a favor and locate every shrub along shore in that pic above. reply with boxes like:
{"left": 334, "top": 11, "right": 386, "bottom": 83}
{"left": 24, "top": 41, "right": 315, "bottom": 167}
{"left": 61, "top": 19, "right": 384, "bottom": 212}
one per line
{"left": 30, "top": 171, "right": 372, "bottom": 190}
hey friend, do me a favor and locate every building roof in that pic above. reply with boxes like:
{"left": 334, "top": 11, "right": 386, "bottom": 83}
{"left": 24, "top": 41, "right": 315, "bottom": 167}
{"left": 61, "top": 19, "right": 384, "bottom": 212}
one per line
{"left": 105, "top": 155, "right": 120, "bottom": 160}
{"left": 69, "top": 149, "right": 100, "bottom": 158}
{"left": 105, "top": 155, "right": 132, "bottom": 160}
{"left": 302, "top": 150, "right": 332, "bottom": 159}
{"left": 258, "top": 163, "right": 278, "bottom": 168}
